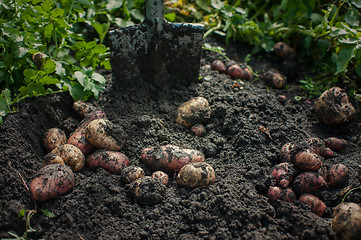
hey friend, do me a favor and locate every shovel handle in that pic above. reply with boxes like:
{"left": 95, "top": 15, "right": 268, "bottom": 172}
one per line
{"left": 146, "top": 0, "right": 164, "bottom": 22}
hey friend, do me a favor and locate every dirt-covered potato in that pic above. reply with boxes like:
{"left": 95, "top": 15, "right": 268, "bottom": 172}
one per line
{"left": 86, "top": 150, "right": 129, "bottom": 174}
{"left": 43, "top": 153, "right": 64, "bottom": 166}
{"left": 129, "top": 176, "right": 167, "bottom": 205}
{"left": 262, "top": 69, "right": 286, "bottom": 89}
{"left": 32, "top": 52, "right": 47, "bottom": 68}
{"left": 267, "top": 186, "right": 296, "bottom": 203}
{"left": 302, "top": 137, "right": 333, "bottom": 158}
{"left": 175, "top": 97, "right": 211, "bottom": 127}
{"left": 324, "top": 137, "right": 348, "bottom": 152}
{"left": 43, "top": 128, "right": 67, "bottom": 152}
{"left": 140, "top": 144, "right": 205, "bottom": 172}
{"left": 293, "top": 149, "right": 322, "bottom": 171}
{"left": 29, "top": 164, "right": 75, "bottom": 202}
{"left": 191, "top": 124, "right": 206, "bottom": 137}
{"left": 73, "top": 100, "right": 98, "bottom": 119}
{"left": 332, "top": 202, "right": 361, "bottom": 240}
{"left": 280, "top": 142, "right": 295, "bottom": 162}
{"left": 51, "top": 144, "right": 85, "bottom": 172}
{"left": 292, "top": 172, "right": 326, "bottom": 194}
{"left": 121, "top": 166, "right": 145, "bottom": 183}
{"left": 211, "top": 60, "right": 226, "bottom": 73}
{"left": 271, "top": 162, "right": 296, "bottom": 188}
{"left": 299, "top": 194, "right": 326, "bottom": 217}
{"left": 152, "top": 171, "right": 169, "bottom": 186}
{"left": 177, "top": 162, "right": 215, "bottom": 188}
{"left": 274, "top": 42, "right": 296, "bottom": 60}
{"left": 327, "top": 163, "right": 348, "bottom": 187}
{"left": 315, "top": 87, "right": 355, "bottom": 125}
{"left": 85, "top": 118, "right": 126, "bottom": 151}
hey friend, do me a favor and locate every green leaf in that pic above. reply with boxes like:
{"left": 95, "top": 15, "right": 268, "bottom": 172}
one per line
{"left": 164, "top": 12, "right": 176, "bottom": 22}
{"left": 196, "top": 0, "right": 212, "bottom": 12}
{"left": 43, "top": 60, "right": 56, "bottom": 74}
{"left": 211, "top": 0, "right": 225, "bottom": 10}
{"left": 18, "top": 209, "right": 26, "bottom": 218}
{"left": 106, "top": 0, "right": 123, "bottom": 12}
{"left": 130, "top": 9, "right": 144, "bottom": 22}
{"left": 39, "top": 209, "right": 55, "bottom": 218}
{"left": 91, "top": 72, "right": 106, "bottom": 84}
{"left": 345, "top": 8, "right": 359, "bottom": 27}
{"left": 39, "top": 76, "right": 60, "bottom": 85}
{"left": 24, "top": 68, "right": 36, "bottom": 79}
{"left": 335, "top": 45, "right": 355, "bottom": 74}
{"left": 74, "top": 71, "right": 86, "bottom": 86}
{"left": 68, "top": 82, "right": 92, "bottom": 101}
{"left": 44, "top": 23, "right": 54, "bottom": 39}
{"left": 351, "top": 0, "right": 361, "bottom": 8}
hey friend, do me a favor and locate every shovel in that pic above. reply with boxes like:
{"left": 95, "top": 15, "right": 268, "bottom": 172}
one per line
{"left": 108, "top": 0, "right": 204, "bottom": 88}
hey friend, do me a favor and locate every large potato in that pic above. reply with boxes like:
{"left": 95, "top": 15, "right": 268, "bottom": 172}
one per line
{"left": 332, "top": 202, "right": 361, "bottom": 240}
{"left": 51, "top": 144, "right": 85, "bottom": 172}
{"left": 43, "top": 128, "right": 67, "bottom": 152}
{"left": 140, "top": 144, "right": 205, "bottom": 172}
{"left": 175, "top": 97, "right": 211, "bottom": 127}
{"left": 85, "top": 119, "right": 126, "bottom": 151}
{"left": 29, "top": 164, "right": 75, "bottom": 202}
{"left": 315, "top": 87, "right": 355, "bottom": 125}
{"left": 87, "top": 150, "right": 129, "bottom": 174}
{"left": 177, "top": 162, "right": 215, "bottom": 188}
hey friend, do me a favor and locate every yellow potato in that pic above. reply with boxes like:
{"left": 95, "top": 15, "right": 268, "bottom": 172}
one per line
{"left": 43, "top": 127, "right": 67, "bottom": 152}
{"left": 177, "top": 162, "right": 215, "bottom": 188}
{"left": 175, "top": 97, "right": 211, "bottom": 127}
{"left": 51, "top": 144, "right": 85, "bottom": 172}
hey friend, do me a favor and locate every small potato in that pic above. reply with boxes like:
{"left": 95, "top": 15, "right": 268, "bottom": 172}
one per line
{"left": 271, "top": 162, "right": 296, "bottom": 188}
{"left": 211, "top": 60, "right": 226, "bottom": 73}
{"left": 43, "top": 153, "right": 65, "bottom": 166}
{"left": 227, "top": 64, "right": 243, "bottom": 79}
{"left": 32, "top": 52, "right": 48, "bottom": 68}
{"left": 175, "top": 97, "right": 211, "bottom": 127}
{"left": 177, "top": 162, "right": 215, "bottom": 188}
{"left": 43, "top": 128, "right": 67, "bottom": 152}
{"left": 324, "top": 137, "right": 348, "bottom": 152}
{"left": 293, "top": 149, "right": 322, "bottom": 171}
{"left": 302, "top": 137, "right": 333, "bottom": 158}
{"left": 262, "top": 69, "right": 286, "bottom": 89}
{"left": 85, "top": 119, "right": 126, "bottom": 151}
{"left": 29, "top": 164, "right": 75, "bottom": 202}
{"left": 292, "top": 172, "right": 326, "bottom": 194}
{"left": 140, "top": 144, "right": 205, "bottom": 172}
{"left": 299, "top": 194, "right": 326, "bottom": 217}
{"left": 315, "top": 87, "right": 355, "bottom": 125}
{"left": 332, "top": 202, "right": 361, "bottom": 240}
{"left": 152, "top": 171, "right": 169, "bottom": 186}
{"left": 121, "top": 166, "right": 145, "bottom": 183}
{"left": 267, "top": 186, "right": 296, "bottom": 203}
{"left": 73, "top": 100, "right": 98, "bottom": 119}
{"left": 327, "top": 163, "right": 348, "bottom": 187}
{"left": 129, "top": 176, "right": 167, "bottom": 205}
{"left": 191, "top": 124, "right": 206, "bottom": 137}
{"left": 51, "top": 144, "right": 85, "bottom": 172}
{"left": 279, "top": 142, "right": 295, "bottom": 162}
{"left": 274, "top": 42, "right": 296, "bottom": 61}
{"left": 86, "top": 150, "right": 129, "bottom": 174}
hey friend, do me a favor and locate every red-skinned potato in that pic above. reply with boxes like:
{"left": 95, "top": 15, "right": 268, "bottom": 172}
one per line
{"left": 67, "top": 110, "right": 106, "bottom": 156}
{"left": 315, "top": 87, "right": 355, "bottom": 125}
{"left": 327, "top": 163, "right": 348, "bottom": 187}
{"left": 293, "top": 149, "right": 322, "bottom": 171}
{"left": 302, "top": 137, "right": 333, "bottom": 158}
{"left": 271, "top": 162, "right": 296, "bottom": 188}
{"left": 267, "top": 186, "right": 296, "bottom": 203}
{"left": 121, "top": 166, "right": 145, "bottom": 184}
{"left": 191, "top": 124, "right": 206, "bottom": 137}
{"left": 29, "top": 164, "right": 75, "bottom": 202}
{"left": 176, "top": 162, "right": 215, "bottom": 188}
{"left": 324, "top": 137, "right": 348, "bottom": 152}
{"left": 175, "top": 97, "right": 211, "bottom": 127}
{"left": 332, "top": 202, "right": 361, "bottom": 240}
{"left": 274, "top": 42, "right": 296, "bottom": 61}
{"left": 85, "top": 119, "right": 126, "bottom": 151}
{"left": 43, "top": 128, "right": 67, "bottom": 152}
{"left": 299, "top": 194, "right": 326, "bottom": 217}
{"left": 140, "top": 144, "right": 205, "bottom": 172}
{"left": 86, "top": 150, "right": 129, "bottom": 174}
{"left": 211, "top": 60, "right": 226, "bottom": 73}
{"left": 262, "top": 69, "right": 286, "bottom": 89}
{"left": 152, "top": 171, "right": 169, "bottom": 186}
{"left": 292, "top": 172, "right": 326, "bottom": 194}
{"left": 227, "top": 64, "right": 243, "bottom": 79}
{"left": 51, "top": 144, "right": 85, "bottom": 172}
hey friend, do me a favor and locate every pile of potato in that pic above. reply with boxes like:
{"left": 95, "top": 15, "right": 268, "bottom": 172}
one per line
{"left": 29, "top": 99, "right": 216, "bottom": 204}
{"left": 268, "top": 136, "right": 349, "bottom": 217}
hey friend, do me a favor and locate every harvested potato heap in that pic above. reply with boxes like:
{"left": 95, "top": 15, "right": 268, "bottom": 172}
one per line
{"left": 268, "top": 136, "right": 349, "bottom": 217}
{"left": 211, "top": 60, "right": 252, "bottom": 81}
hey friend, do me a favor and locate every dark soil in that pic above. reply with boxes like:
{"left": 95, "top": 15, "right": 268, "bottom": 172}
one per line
{"left": 1, "top": 37, "right": 361, "bottom": 240}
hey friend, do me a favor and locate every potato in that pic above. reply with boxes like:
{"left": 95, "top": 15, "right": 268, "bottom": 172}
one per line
{"left": 129, "top": 176, "right": 167, "bottom": 205}
{"left": 271, "top": 162, "right": 296, "bottom": 188}
{"left": 227, "top": 65, "right": 252, "bottom": 80}
{"left": 29, "top": 164, "right": 75, "bottom": 202}
{"left": 177, "top": 162, "right": 215, "bottom": 188}
{"left": 32, "top": 52, "right": 47, "bottom": 68}
{"left": 262, "top": 69, "right": 286, "bottom": 89}
{"left": 73, "top": 100, "right": 98, "bottom": 119}
{"left": 211, "top": 60, "right": 226, "bottom": 73}
{"left": 43, "top": 127, "right": 67, "bottom": 152}
{"left": 85, "top": 118, "right": 126, "bottom": 151}
{"left": 51, "top": 144, "right": 85, "bottom": 172}
{"left": 327, "top": 163, "right": 348, "bottom": 187}
{"left": 292, "top": 172, "right": 326, "bottom": 194}
{"left": 67, "top": 110, "right": 106, "bottom": 155}
{"left": 140, "top": 144, "right": 205, "bottom": 172}
{"left": 324, "top": 137, "right": 348, "bottom": 152}
{"left": 175, "top": 97, "right": 211, "bottom": 127}
{"left": 293, "top": 149, "right": 322, "bottom": 171}
{"left": 43, "top": 153, "right": 64, "bottom": 166}
{"left": 121, "top": 166, "right": 145, "bottom": 183}
{"left": 332, "top": 202, "right": 361, "bottom": 240}
{"left": 299, "top": 194, "right": 326, "bottom": 217}
{"left": 279, "top": 142, "right": 295, "bottom": 162}
{"left": 315, "top": 87, "right": 355, "bottom": 125}
{"left": 191, "top": 124, "right": 206, "bottom": 137}
{"left": 267, "top": 186, "right": 296, "bottom": 203}
{"left": 86, "top": 150, "right": 129, "bottom": 174}
{"left": 302, "top": 137, "right": 333, "bottom": 158}
{"left": 152, "top": 171, "right": 169, "bottom": 186}
{"left": 274, "top": 42, "right": 296, "bottom": 60}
